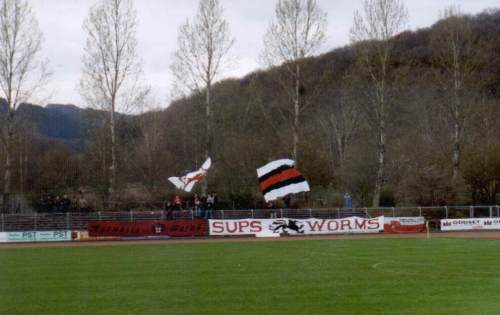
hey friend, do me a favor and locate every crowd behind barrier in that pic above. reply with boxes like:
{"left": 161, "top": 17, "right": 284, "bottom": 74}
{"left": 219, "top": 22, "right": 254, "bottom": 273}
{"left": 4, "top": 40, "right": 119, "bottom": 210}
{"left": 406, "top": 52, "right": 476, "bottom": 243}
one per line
{"left": 0, "top": 205, "right": 498, "bottom": 232}
{"left": 25, "top": 192, "right": 221, "bottom": 214}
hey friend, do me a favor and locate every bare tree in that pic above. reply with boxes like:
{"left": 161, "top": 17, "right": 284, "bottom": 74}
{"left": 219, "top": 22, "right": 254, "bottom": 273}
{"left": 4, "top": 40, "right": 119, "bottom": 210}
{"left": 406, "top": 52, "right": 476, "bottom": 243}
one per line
{"left": 431, "top": 6, "right": 479, "bottom": 180}
{"left": 318, "top": 74, "right": 362, "bottom": 174}
{"left": 350, "top": 0, "right": 408, "bottom": 207}
{"left": 262, "top": 0, "right": 327, "bottom": 163}
{"left": 135, "top": 96, "right": 165, "bottom": 190}
{"left": 170, "top": 0, "right": 234, "bottom": 194}
{"left": 80, "top": 0, "right": 148, "bottom": 199}
{"left": 0, "top": 0, "right": 48, "bottom": 212}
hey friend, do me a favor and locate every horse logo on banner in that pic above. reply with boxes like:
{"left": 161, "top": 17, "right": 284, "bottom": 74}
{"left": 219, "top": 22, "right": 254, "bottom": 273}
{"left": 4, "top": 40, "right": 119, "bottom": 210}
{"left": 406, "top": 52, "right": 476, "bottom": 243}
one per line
{"left": 269, "top": 219, "right": 304, "bottom": 234}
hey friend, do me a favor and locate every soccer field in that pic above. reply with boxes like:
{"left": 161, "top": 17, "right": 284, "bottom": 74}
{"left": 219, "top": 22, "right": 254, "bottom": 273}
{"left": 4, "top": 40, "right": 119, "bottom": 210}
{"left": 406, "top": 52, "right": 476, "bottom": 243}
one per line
{"left": 1, "top": 238, "right": 499, "bottom": 315}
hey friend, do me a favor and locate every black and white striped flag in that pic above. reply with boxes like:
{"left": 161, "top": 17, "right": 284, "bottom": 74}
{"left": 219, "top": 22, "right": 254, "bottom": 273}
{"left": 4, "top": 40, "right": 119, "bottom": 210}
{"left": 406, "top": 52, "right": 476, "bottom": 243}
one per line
{"left": 257, "top": 159, "right": 310, "bottom": 202}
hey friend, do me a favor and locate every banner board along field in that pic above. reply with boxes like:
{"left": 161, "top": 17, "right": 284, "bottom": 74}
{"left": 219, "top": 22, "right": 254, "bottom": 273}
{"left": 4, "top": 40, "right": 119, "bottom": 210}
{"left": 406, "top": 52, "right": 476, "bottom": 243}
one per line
{"left": 88, "top": 220, "right": 206, "bottom": 237}
{"left": 384, "top": 217, "right": 426, "bottom": 233}
{"left": 441, "top": 218, "right": 500, "bottom": 231}
{"left": 209, "top": 216, "right": 384, "bottom": 236}
{"left": 0, "top": 230, "right": 72, "bottom": 242}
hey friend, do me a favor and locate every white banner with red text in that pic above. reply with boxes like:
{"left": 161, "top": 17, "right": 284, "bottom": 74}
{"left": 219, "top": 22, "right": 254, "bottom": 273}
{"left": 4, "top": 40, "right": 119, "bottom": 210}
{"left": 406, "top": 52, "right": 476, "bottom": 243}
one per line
{"left": 441, "top": 218, "right": 500, "bottom": 231}
{"left": 209, "top": 216, "right": 384, "bottom": 236}
{"left": 384, "top": 217, "right": 426, "bottom": 233}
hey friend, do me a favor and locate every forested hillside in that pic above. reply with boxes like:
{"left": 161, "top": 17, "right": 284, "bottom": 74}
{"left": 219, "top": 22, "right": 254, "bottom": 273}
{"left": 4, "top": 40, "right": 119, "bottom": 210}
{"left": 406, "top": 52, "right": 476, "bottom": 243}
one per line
{"left": 1, "top": 9, "right": 500, "bottom": 210}
{"left": 154, "top": 9, "right": 500, "bottom": 207}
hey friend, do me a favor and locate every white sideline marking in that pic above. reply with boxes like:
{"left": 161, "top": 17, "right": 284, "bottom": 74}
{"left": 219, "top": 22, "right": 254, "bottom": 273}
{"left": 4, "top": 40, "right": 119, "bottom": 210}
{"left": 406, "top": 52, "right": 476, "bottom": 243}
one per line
{"left": 370, "top": 261, "right": 418, "bottom": 275}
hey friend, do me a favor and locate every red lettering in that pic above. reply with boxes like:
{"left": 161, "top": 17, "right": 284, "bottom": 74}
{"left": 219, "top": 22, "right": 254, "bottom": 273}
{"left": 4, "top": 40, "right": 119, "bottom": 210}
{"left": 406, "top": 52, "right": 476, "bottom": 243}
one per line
{"left": 327, "top": 220, "right": 339, "bottom": 231}
{"left": 238, "top": 221, "right": 250, "bottom": 232}
{"left": 226, "top": 222, "right": 238, "bottom": 233}
{"left": 306, "top": 220, "right": 326, "bottom": 231}
{"left": 250, "top": 221, "right": 262, "bottom": 232}
{"left": 368, "top": 218, "right": 380, "bottom": 230}
{"left": 212, "top": 221, "right": 224, "bottom": 233}
{"left": 341, "top": 220, "right": 352, "bottom": 230}
{"left": 355, "top": 219, "right": 366, "bottom": 229}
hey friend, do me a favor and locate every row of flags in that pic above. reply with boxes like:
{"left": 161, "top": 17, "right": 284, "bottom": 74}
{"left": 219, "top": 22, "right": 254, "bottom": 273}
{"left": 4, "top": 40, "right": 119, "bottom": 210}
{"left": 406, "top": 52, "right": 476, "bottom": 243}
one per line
{"left": 168, "top": 158, "right": 310, "bottom": 202}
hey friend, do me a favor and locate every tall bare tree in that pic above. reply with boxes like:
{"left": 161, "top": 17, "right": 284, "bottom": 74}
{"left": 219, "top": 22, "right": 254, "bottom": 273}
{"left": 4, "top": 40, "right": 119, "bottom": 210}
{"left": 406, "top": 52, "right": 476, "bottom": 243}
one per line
{"left": 350, "top": 0, "right": 408, "bottom": 207}
{"left": 0, "top": 0, "right": 48, "bottom": 212}
{"left": 318, "top": 74, "right": 362, "bottom": 174}
{"left": 170, "top": 0, "right": 234, "bottom": 194}
{"left": 80, "top": 0, "right": 148, "bottom": 200}
{"left": 135, "top": 96, "right": 165, "bottom": 190}
{"left": 262, "top": 0, "right": 327, "bottom": 163}
{"left": 431, "top": 6, "right": 479, "bottom": 180}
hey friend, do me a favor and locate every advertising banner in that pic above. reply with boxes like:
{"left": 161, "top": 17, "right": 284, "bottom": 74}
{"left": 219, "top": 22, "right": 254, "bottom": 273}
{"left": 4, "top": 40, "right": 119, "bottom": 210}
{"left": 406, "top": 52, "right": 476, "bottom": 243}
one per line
{"left": 87, "top": 220, "right": 206, "bottom": 237}
{"left": 441, "top": 218, "right": 500, "bottom": 231}
{"left": 0, "top": 230, "right": 72, "bottom": 242}
{"left": 209, "top": 216, "right": 384, "bottom": 236}
{"left": 384, "top": 217, "right": 426, "bottom": 233}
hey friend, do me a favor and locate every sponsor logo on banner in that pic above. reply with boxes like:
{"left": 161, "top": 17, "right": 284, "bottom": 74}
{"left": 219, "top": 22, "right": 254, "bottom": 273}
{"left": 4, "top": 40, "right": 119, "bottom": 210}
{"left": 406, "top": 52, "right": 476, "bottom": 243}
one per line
{"left": 87, "top": 220, "right": 206, "bottom": 237}
{"left": 0, "top": 230, "right": 72, "bottom": 242}
{"left": 440, "top": 218, "right": 500, "bottom": 231}
{"left": 384, "top": 217, "right": 426, "bottom": 233}
{"left": 269, "top": 219, "right": 305, "bottom": 234}
{"left": 209, "top": 216, "right": 383, "bottom": 236}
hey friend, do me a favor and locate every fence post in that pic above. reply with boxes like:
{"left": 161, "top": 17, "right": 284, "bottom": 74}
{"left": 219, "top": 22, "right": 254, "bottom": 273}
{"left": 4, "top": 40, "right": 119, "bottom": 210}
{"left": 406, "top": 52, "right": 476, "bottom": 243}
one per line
{"left": 490, "top": 206, "right": 493, "bottom": 218}
{"left": 222, "top": 210, "right": 224, "bottom": 220}
{"left": 418, "top": 207, "right": 422, "bottom": 217}
{"left": 161, "top": 210, "right": 164, "bottom": 220}
{"left": 364, "top": 207, "right": 368, "bottom": 218}
{"left": 251, "top": 209, "right": 254, "bottom": 219}
{"left": 280, "top": 208, "right": 283, "bottom": 218}
{"left": 392, "top": 207, "right": 395, "bottom": 217}
{"left": 309, "top": 208, "right": 312, "bottom": 218}
{"left": 34, "top": 212, "right": 38, "bottom": 231}
{"left": 337, "top": 208, "right": 340, "bottom": 219}
{"left": 497, "top": 205, "right": 500, "bottom": 218}
{"left": 1, "top": 213, "right": 4, "bottom": 232}
{"left": 470, "top": 206, "right": 473, "bottom": 218}
{"left": 191, "top": 210, "right": 194, "bottom": 220}
{"left": 445, "top": 206, "right": 448, "bottom": 219}
{"left": 130, "top": 210, "right": 134, "bottom": 222}
{"left": 98, "top": 211, "right": 102, "bottom": 221}
{"left": 66, "top": 212, "right": 71, "bottom": 230}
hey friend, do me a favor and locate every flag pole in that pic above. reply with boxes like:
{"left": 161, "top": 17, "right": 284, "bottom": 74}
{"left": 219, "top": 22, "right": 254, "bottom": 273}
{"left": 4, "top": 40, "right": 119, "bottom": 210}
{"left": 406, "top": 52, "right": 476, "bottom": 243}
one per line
{"left": 426, "top": 219, "right": 430, "bottom": 240}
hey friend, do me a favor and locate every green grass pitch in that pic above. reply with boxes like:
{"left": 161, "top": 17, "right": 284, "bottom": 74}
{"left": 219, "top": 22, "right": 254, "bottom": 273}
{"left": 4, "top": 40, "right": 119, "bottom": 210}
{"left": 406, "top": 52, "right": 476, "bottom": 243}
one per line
{"left": 1, "top": 238, "right": 500, "bottom": 315}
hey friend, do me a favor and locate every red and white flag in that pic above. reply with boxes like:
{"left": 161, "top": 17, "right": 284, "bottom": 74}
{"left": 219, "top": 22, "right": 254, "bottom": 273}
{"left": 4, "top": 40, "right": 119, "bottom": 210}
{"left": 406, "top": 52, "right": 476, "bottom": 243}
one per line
{"left": 168, "top": 158, "right": 211, "bottom": 192}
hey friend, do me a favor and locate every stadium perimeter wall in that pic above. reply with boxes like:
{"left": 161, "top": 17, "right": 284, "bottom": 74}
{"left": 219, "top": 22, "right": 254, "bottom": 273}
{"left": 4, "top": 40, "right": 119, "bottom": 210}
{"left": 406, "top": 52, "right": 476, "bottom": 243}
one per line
{"left": 0, "top": 206, "right": 498, "bottom": 242}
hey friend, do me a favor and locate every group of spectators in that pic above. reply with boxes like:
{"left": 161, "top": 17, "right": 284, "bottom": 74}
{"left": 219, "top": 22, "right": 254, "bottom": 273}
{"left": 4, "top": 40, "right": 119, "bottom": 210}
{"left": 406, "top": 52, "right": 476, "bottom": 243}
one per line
{"left": 38, "top": 194, "right": 74, "bottom": 212}
{"left": 36, "top": 191, "right": 219, "bottom": 215}
{"left": 164, "top": 192, "right": 218, "bottom": 219}
{"left": 37, "top": 192, "right": 91, "bottom": 213}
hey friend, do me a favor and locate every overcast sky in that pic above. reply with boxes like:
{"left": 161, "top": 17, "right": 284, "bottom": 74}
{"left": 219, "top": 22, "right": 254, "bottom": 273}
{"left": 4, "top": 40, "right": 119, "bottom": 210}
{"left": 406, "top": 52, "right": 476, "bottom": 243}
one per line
{"left": 28, "top": 0, "right": 499, "bottom": 107}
